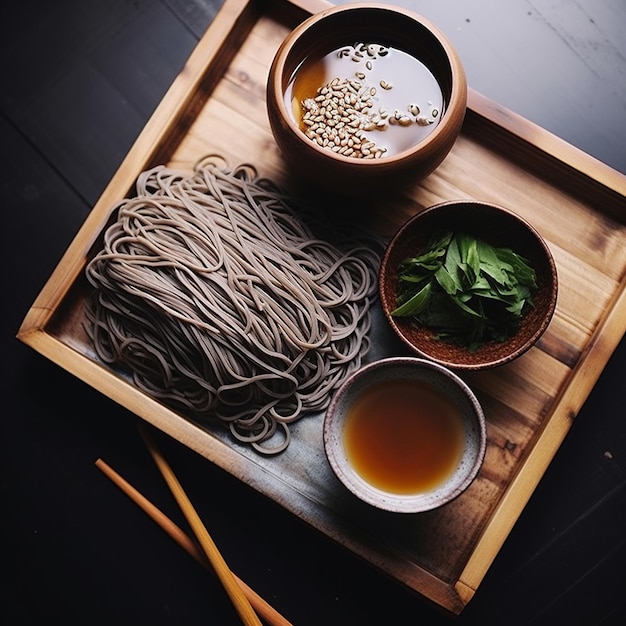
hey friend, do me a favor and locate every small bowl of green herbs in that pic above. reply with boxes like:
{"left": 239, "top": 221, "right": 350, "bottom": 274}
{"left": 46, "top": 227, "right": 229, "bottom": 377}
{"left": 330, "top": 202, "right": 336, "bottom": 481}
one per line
{"left": 379, "top": 200, "right": 558, "bottom": 370}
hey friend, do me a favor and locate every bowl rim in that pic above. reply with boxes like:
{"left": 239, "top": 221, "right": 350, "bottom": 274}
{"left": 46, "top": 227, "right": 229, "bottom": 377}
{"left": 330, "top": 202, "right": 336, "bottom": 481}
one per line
{"left": 378, "top": 200, "right": 559, "bottom": 370}
{"left": 268, "top": 2, "right": 467, "bottom": 167}
{"left": 323, "top": 356, "right": 487, "bottom": 513}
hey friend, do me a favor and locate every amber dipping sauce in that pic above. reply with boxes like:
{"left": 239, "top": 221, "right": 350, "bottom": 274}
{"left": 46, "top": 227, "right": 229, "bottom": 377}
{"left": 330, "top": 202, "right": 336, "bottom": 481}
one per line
{"left": 343, "top": 379, "right": 465, "bottom": 494}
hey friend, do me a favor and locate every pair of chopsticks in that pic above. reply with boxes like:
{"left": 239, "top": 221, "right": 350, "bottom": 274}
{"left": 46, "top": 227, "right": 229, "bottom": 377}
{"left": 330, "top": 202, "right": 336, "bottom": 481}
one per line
{"left": 96, "top": 425, "right": 292, "bottom": 626}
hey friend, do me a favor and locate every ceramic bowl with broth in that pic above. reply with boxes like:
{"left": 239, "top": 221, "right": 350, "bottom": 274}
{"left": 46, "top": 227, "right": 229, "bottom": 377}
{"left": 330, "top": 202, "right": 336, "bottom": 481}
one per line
{"left": 266, "top": 3, "right": 467, "bottom": 195}
{"left": 323, "top": 357, "right": 486, "bottom": 513}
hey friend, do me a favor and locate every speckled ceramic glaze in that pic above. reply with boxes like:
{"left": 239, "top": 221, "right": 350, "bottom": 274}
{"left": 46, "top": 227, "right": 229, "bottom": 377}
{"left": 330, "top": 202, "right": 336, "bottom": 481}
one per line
{"left": 378, "top": 200, "right": 559, "bottom": 370}
{"left": 266, "top": 3, "right": 467, "bottom": 195}
{"left": 323, "top": 357, "right": 486, "bottom": 513}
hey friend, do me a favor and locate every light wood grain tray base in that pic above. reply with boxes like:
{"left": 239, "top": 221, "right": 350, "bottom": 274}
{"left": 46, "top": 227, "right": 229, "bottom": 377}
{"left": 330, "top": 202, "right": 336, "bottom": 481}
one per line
{"left": 17, "top": 0, "right": 626, "bottom": 613}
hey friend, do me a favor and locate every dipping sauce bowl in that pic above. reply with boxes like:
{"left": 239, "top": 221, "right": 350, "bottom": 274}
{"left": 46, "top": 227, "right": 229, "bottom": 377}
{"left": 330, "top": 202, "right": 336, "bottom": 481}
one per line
{"left": 323, "top": 357, "right": 486, "bottom": 513}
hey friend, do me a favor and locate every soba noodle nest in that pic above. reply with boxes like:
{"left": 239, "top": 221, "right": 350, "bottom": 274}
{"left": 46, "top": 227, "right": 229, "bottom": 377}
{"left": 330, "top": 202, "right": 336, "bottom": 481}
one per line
{"left": 85, "top": 157, "right": 381, "bottom": 454}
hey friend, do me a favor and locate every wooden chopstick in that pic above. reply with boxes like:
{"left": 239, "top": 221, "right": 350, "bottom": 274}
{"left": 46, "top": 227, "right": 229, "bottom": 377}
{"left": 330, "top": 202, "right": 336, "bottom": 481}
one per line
{"left": 135, "top": 426, "right": 264, "bottom": 625}
{"left": 95, "top": 456, "right": 292, "bottom": 626}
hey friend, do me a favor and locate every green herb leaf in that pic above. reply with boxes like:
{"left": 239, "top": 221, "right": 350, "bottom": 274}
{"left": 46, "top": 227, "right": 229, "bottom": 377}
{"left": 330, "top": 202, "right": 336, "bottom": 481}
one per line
{"left": 391, "top": 231, "right": 538, "bottom": 349}
{"left": 391, "top": 281, "right": 432, "bottom": 316}
{"left": 434, "top": 266, "right": 458, "bottom": 295}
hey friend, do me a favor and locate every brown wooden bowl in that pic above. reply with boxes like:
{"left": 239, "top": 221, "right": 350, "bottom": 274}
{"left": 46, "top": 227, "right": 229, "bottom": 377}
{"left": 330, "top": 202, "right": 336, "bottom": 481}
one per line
{"left": 266, "top": 3, "right": 467, "bottom": 196}
{"left": 378, "top": 201, "right": 559, "bottom": 370}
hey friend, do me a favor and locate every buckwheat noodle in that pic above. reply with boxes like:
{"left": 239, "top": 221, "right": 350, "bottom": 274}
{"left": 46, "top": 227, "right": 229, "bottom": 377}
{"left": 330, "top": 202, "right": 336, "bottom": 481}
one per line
{"left": 85, "top": 156, "right": 381, "bottom": 454}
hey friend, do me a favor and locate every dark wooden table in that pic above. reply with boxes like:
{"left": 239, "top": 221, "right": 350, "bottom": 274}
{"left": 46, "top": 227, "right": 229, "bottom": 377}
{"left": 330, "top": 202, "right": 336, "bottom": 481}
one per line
{"left": 2, "top": 1, "right": 625, "bottom": 624}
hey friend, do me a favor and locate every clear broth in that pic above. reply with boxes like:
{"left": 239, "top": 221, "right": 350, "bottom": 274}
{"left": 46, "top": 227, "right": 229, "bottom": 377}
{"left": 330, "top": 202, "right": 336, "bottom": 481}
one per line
{"left": 343, "top": 379, "right": 465, "bottom": 494}
{"left": 285, "top": 43, "right": 444, "bottom": 157}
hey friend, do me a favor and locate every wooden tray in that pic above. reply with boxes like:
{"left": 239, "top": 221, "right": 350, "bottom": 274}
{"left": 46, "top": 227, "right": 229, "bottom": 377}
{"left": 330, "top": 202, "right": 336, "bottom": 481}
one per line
{"left": 17, "top": 0, "right": 626, "bottom": 614}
